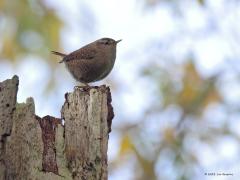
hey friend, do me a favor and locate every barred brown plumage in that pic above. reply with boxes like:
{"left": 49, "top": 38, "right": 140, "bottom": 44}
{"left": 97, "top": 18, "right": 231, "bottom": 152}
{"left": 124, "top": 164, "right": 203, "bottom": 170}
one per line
{"left": 52, "top": 38, "right": 121, "bottom": 86}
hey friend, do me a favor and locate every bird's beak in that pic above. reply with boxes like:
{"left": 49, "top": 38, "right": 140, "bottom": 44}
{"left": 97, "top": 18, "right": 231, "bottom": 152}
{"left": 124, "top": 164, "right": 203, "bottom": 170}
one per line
{"left": 116, "top": 39, "right": 122, "bottom": 44}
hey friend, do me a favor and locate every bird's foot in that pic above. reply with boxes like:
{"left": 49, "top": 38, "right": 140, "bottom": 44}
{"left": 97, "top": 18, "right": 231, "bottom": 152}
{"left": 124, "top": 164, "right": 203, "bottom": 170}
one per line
{"left": 74, "top": 83, "right": 91, "bottom": 91}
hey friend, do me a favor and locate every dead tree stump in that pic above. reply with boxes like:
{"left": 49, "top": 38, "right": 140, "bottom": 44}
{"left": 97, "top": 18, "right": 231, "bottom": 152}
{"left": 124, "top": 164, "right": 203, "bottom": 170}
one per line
{"left": 0, "top": 75, "right": 114, "bottom": 180}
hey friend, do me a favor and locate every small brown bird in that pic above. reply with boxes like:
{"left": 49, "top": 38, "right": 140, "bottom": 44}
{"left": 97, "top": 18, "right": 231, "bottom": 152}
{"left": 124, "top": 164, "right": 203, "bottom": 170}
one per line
{"left": 52, "top": 37, "right": 121, "bottom": 86}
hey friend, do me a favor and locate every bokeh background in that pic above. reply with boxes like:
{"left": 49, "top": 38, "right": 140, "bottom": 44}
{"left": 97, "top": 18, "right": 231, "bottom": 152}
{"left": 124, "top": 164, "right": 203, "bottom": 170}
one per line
{"left": 1, "top": 0, "right": 240, "bottom": 179}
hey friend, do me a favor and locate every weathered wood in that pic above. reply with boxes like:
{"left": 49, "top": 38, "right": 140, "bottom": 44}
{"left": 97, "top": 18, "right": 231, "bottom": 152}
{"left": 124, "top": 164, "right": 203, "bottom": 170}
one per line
{"left": 0, "top": 76, "right": 19, "bottom": 180}
{"left": 37, "top": 115, "right": 61, "bottom": 174}
{"left": 0, "top": 75, "right": 18, "bottom": 139}
{"left": 62, "top": 86, "right": 112, "bottom": 180}
{"left": 0, "top": 76, "right": 113, "bottom": 180}
{"left": 4, "top": 97, "right": 43, "bottom": 179}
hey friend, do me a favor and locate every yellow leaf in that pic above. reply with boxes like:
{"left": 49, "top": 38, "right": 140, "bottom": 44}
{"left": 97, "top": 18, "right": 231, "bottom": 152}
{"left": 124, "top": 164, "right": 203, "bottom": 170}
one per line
{"left": 119, "top": 135, "right": 134, "bottom": 155}
{"left": 177, "top": 62, "right": 202, "bottom": 108}
{"left": 163, "top": 127, "right": 175, "bottom": 144}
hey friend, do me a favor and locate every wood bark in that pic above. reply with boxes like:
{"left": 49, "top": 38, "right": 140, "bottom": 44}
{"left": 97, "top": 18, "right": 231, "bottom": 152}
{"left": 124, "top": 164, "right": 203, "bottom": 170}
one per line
{"left": 0, "top": 76, "right": 113, "bottom": 180}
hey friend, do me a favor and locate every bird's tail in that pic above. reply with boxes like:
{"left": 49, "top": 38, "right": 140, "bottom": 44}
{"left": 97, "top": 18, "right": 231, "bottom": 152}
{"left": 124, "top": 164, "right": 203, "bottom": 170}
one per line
{"left": 51, "top": 51, "right": 67, "bottom": 63}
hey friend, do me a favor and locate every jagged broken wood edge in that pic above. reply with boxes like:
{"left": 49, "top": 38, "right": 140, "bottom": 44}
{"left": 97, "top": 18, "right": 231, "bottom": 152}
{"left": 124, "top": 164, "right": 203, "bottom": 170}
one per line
{"left": 0, "top": 75, "right": 114, "bottom": 180}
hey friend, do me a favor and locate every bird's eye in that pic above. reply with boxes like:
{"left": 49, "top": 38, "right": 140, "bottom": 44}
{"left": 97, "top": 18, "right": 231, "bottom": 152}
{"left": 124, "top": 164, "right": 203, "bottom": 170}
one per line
{"left": 105, "top": 41, "right": 109, "bottom": 45}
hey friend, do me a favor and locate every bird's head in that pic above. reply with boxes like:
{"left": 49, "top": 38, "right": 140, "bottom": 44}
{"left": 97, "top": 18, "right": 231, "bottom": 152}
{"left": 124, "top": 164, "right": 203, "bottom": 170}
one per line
{"left": 96, "top": 38, "right": 121, "bottom": 49}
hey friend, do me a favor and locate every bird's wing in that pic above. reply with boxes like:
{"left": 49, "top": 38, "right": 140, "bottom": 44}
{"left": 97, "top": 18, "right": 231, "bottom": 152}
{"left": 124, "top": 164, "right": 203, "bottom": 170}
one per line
{"left": 61, "top": 46, "right": 97, "bottom": 63}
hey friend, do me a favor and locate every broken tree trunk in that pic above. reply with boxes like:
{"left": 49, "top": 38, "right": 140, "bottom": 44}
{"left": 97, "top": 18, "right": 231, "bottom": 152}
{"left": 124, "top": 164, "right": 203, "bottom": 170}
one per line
{"left": 0, "top": 75, "right": 114, "bottom": 180}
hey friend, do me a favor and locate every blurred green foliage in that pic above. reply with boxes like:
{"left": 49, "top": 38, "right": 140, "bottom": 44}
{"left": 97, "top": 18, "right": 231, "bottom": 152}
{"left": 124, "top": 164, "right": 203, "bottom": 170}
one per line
{"left": 112, "top": 0, "right": 238, "bottom": 179}
{"left": 0, "top": 0, "right": 62, "bottom": 61}
{"left": 115, "top": 60, "right": 223, "bottom": 179}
